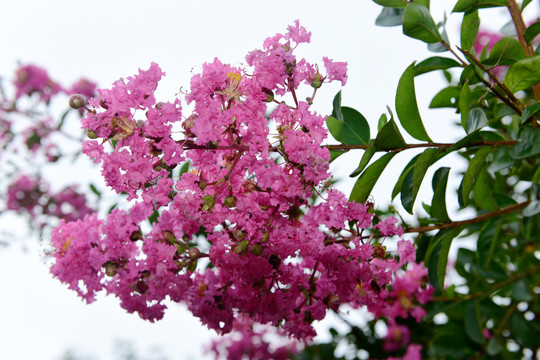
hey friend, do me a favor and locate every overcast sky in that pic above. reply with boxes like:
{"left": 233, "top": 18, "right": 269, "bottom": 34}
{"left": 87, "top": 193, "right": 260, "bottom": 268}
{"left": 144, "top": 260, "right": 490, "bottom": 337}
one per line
{"left": 0, "top": 1, "right": 533, "bottom": 359}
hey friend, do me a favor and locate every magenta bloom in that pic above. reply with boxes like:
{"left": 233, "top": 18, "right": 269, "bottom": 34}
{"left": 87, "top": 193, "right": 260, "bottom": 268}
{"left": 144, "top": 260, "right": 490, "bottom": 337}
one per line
{"left": 14, "top": 64, "right": 62, "bottom": 102}
{"left": 68, "top": 78, "right": 97, "bottom": 99}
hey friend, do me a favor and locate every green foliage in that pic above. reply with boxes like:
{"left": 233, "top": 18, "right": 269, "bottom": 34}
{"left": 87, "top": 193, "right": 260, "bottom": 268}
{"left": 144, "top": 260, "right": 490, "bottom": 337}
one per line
{"left": 303, "top": 1, "right": 540, "bottom": 359}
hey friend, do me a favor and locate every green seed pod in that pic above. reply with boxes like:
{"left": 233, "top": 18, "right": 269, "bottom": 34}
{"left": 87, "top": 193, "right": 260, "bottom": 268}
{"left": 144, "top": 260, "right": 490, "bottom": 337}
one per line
{"left": 224, "top": 195, "right": 237, "bottom": 208}
{"left": 189, "top": 247, "right": 200, "bottom": 260}
{"left": 201, "top": 195, "right": 215, "bottom": 212}
{"left": 251, "top": 244, "right": 264, "bottom": 256}
{"left": 86, "top": 129, "right": 98, "bottom": 139}
{"left": 69, "top": 95, "right": 86, "bottom": 109}
{"left": 233, "top": 240, "right": 249, "bottom": 255}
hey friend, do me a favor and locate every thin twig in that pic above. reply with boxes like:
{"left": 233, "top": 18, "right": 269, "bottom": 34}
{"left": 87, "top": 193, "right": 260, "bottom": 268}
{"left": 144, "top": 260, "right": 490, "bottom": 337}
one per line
{"left": 405, "top": 200, "right": 531, "bottom": 234}
{"left": 457, "top": 47, "right": 524, "bottom": 114}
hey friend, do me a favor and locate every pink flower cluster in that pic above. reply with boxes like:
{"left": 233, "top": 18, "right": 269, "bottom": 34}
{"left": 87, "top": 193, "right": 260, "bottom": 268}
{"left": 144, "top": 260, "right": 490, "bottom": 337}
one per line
{"left": 7, "top": 174, "right": 93, "bottom": 223}
{"left": 50, "top": 21, "right": 431, "bottom": 346}
{"left": 13, "top": 64, "right": 97, "bottom": 103}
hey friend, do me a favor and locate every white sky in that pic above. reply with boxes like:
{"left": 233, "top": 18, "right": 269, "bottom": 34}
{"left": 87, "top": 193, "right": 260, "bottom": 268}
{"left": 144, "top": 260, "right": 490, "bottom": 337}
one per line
{"left": 0, "top": 1, "right": 534, "bottom": 359}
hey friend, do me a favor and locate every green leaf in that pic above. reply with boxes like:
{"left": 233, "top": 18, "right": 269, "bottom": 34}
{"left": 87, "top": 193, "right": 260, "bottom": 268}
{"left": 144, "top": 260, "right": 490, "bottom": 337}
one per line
{"left": 473, "top": 167, "right": 497, "bottom": 210}
{"left": 466, "top": 108, "right": 488, "bottom": 133}
{"left": 520, "top": 102, "right": 540, "bottom": 124}
{"left": 326, "top": 116, "right": 344, "bottom": 143}
{"left": 377, "top": 113, "right": 388, "bottom": 131}
{"left": 525, "top": 21, "right": 540, "bottom": 44}
{"left": 521, "top": 0, "right": 533, "bottom": 10}
{"left": 429, "top": 86, "right": 460, "bottom": 108}
{"left": 486, "top": 337, "right": 502, "bottom": 356}
{"left": 462, "top": 147, "right": 492, "bottom": 207}
{"left": 431, "top": 167, "right": 451, "bottom": 222}
{"left": 400, "top": 169, "right": 415, "bottom": 214}
{"left": 89, "top": 183, "right": 101, "bottom": 198}
{"left": 461, "top": 10, "right": 480, "bottom": 51}
{"left": 349, "top": 146, "right": 376, "bottom": 177}
{"left": 375, "top": 7, "right": 404, "bottom": 27}
{"left": 460, "top": 64, "right": 483, "bottom": 85}
{"left": 504, "top": 55, "right": 540, "bottom": 92}
{"left": 372, "top": 0, "right": 407, "bottom": 7}
{"left": 402, "top": 3, "right": 442, "bottom": 44}
{"left": 452, "top": 0, "right": 508, "bottom": 13}
{"left": 427, "top": 22, "right": 449, "bottom": 53}
{"left": 459, "top": 81, "right": 471, "bottom": 130}
{"left": 483, "top": 37, "right": 525, "bottom": 66}
{"left": 342, "top": 107, "right": 370, "bottom": 145}
{"left": 329, "top": 150, "right": 347, "bottom": 163}
{"left": 410, "top": 148, "right": 441, "bottom": 212}
{"left": 465, "top": 301, "right": 485, "bottom": 344}
{"left": 349, "top": 153, "right": 396, "bottom": 203}
{"left": 510, "top": 279, "right": 533, "bottom": 302}
{"left": 331, "top": 91, "right": 343, "bottom": 121}
{"left": 425, "top": 228, "right": 460, "bottom": 292}
{"left": 57, "top": 108, "right": 71, "bottom": 130}
{"left": 414, "top": 57, "right": 461, "bottom": 75}
{"left": 396, "top": 63, "right": 432, "bottom": 141}
{"left": 392, "top": 154, "right": 420, "bottom": 199}
{"left": 509, "top": 126, "right": 540, "bottom": 159}
{"left": 477, "top": 218, "right": 501, "bottom": 270}
{"left": 373, "top": 119, "right": 407, "bottom": 150}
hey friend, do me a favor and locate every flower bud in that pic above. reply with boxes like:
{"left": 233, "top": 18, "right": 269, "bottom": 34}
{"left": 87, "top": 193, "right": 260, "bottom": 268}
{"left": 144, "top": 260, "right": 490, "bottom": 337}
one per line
{"left": 251, "top": 244, "right": 263, "bottom": 256}
{"left": 201, "top": 195, "right": 215, "bottom": 212}
{"left": 131, "top": 279, "right": 149, "bottom": 294}
{"left": 233, "top": 240, "right": 249, "bottom": 255}
{"left": 261, "top": 232, "right": 270, "bottom": 243}
{"left": 310, "top": 72, "right": 324, "bottom": 89}
{"left": 224, "top": 195, "right": 237, "bottom": 208}
{"left": 130, "top": 229, "right": 143, "bottom": 241}
{"left": 103, "top": 261, "right": 118, "bottom": 277}
{"left": 69, "top": 95, "right": 86, "bottom": 109}
{"left": 232, "top": 229, "right": 246, "bottom": 240}
{"left": 198, "top": 179, "right": 207, "bottom": 191}
{"left": 262, "top": 88, "right": 274, "bottom": 102}
{"left": 189, "top": 247, "right": 200, "bottom": 260}
{"left": 86, "top": 129, "right": 98, "bottom": 139}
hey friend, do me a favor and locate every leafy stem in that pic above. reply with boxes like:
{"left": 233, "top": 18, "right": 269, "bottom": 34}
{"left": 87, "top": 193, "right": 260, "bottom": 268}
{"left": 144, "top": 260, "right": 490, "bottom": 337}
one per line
{"left": 432, "top": 264, "right": 540, "bottom": 302}
{"left": 404, "top": 200, "right": 531, "bottom": 234}
{"left": 506, "top": 0, "right": 540, "bottom": 100}
{"left": 457, "top": 47, "right": 524, "bottom": 115}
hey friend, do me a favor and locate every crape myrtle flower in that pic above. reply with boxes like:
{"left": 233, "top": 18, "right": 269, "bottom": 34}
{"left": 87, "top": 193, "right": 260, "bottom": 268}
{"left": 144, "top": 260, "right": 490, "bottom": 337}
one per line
{"left": 50, "top": 20, "right": 431, "bottom": 346}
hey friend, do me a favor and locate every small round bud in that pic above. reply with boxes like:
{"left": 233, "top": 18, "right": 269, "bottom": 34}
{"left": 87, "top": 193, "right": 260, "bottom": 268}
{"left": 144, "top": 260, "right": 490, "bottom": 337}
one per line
{"left": 233, "top": 240, "right": 249, "bottom": 255}
{"left": 69, "top": 95, "right": 86, "bottom": 109}
{"left": 262, "top": 88, "right": 274, "bottom": 103}
{"left": 136, "top": 120, "right": 145, "bottom": 128}
{"left": 189, "top": 247, "right": 201, "bottom": 260}
{"left": 198, "top": 179, "right": 207, "bottom": 191}
{"left": 103, "top": 261, "right": 118, "bottom": 277}
{"left": 251, "top": 244, "right": 263, "bottom": 256}
{"left": 261, "top": 232, "right": 270, "bottom": 243}
{"left": 224, "top": 195, "right": 237, "bottom": 208}
{"left": 86, "top": 129, "right": 98, "bottom": 139}
{"left": 232, "top": 229, "right": 246, "bottom": 241}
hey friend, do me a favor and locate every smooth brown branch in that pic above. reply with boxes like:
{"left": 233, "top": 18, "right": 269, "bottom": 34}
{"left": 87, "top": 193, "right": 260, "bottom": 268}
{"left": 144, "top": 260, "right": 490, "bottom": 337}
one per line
{"left": 432, "top": 264, "right": 540, "bottom": 302}
{"left": 325, "top": 140, "right": 517, "bottom": 153}
{"left": 457, "top": 47, "right": 524, "bottom": 114}
{"left": 405, "top": 200, "right": 531, "bottom": 234}
{"left": 506, "top": 0, "right": 540, "bottom": 100}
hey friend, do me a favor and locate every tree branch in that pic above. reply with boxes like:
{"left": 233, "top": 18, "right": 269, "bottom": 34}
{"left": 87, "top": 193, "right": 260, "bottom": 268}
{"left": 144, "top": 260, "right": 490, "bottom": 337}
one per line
{"left": 506, "top": 0, "right": 540, "bottom": 100}
{"left": 405, "top": 200, "right": 531, "bottom": 234}
{"left": 457, "top": 47, "right": 524, "bottom": 114}
{"left": 433, "top": 264, "right": 540, "bottom": 302}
